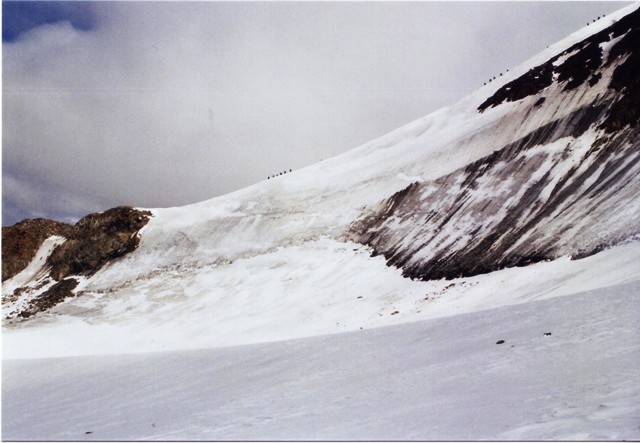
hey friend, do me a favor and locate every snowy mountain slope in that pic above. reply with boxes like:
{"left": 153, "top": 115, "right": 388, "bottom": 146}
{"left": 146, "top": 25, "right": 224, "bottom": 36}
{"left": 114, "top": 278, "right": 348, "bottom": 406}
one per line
{"left": 84, "top": 3, "right": 639, "bottom": 284}
{"left": 350, "top": 109, "right": 639, "bottom": 280}
{"left": 4, "top": 281, "right": 639, "bottom": 440}
{"left": 349, "top": 7, "right": 640, "bottom": 280}
{"left": 3, "top": 5, "right": 640, "bottom": 441}
{"left": 2, "top": 3, "right": 640, "bottom": 360}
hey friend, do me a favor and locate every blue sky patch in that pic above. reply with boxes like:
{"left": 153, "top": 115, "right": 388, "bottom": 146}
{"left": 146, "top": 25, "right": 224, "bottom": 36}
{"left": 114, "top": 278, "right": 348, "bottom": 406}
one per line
{"left": 3, "top": 1, "right": 97, "bottom": 42}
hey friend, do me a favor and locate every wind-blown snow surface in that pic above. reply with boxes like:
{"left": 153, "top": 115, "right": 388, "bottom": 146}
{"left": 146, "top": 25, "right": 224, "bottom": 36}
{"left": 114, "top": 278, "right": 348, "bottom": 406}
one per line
{"left": 4, "top": 281, "right": 640, "bottom": 441}
{"left": 3, "top": 4, "right": 640, "bottom": 440}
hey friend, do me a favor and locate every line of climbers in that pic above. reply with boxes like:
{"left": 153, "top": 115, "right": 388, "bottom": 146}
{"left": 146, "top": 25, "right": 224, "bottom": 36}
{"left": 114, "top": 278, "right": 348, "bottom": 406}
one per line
{"left": 482, "top": 13, "right": 605, "bottom": 87}
{"left": 267, "top": 169, "right": 292, "bottom": 180}
{"left": 587, "top": 16, "right": 603, "bottom": 26}
{"left": 484, "top": 69, "right": 509, "bottom": 86}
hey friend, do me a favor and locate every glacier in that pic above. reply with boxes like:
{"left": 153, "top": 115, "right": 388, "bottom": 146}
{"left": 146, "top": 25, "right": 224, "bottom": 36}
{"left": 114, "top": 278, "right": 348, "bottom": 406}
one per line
{"left": 2, "top": 3, "right": 640, "bottom": 440}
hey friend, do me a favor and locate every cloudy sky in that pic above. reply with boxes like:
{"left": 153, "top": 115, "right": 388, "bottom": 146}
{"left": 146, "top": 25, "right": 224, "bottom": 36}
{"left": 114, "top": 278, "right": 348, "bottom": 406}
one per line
{"left": 2, "top": 1, "right": 629, "bottom": 226}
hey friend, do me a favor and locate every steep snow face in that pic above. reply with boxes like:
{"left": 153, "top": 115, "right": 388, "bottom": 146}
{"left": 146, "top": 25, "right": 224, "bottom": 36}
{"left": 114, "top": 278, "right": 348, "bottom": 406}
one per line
{"left": 3, "top": 4, "right": 640, "bottom": 357}
{"left": 349, "top": 7, "right": 640, "bottom": 280}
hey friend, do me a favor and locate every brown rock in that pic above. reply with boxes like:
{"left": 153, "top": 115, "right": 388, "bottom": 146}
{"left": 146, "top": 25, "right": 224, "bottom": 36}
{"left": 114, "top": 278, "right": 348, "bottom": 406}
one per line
{"left": 2, "top": 219, "right": 73, "bottom": 282}
{"left": 47, "top": 206, "right": 152, "bottom": 281}
{"left": 3, "top": 206, "right": 151, "bottom": 282}
{"left": 4, "top": 206, "right": 152, "bottom": 319}
{"left": 18, "top": 278, "right": 79, "bottom": 318}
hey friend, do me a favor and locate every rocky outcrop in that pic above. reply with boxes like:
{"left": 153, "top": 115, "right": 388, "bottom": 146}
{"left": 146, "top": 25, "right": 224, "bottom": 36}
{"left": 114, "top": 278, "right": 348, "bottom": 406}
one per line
{"left": 2, "top": 219, "right": 74, "bottom": 282}
{"left": 47, "top": 206, "right": 152, "bottom": 281}
{"left": 478, "top": 5, "right": 640, "bottom": 132}
{"left": 17, "top": 278, "right": 79, "bottom": 319}
{"left": 602, "top": 23, "right": 640, "bottom": 133}
{"left": 2, "top": 206, "right": 152, "bottom": 320}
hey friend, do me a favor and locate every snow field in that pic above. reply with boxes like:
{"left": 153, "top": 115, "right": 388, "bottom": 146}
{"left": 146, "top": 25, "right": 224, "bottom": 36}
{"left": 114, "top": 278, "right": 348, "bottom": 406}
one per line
{"left": 4, "top": 239, "right": 639, "bottom": 359}
{"left": 4, "top": 280, "right": 639, "bottom": 440}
